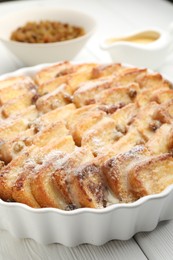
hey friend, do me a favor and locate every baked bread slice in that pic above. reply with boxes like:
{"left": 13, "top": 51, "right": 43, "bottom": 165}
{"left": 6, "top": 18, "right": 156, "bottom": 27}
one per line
{"left": 0, "top": 105, "right": 38, "bottom": 141}
{"left": 82, "top": 117, "right": 122, "bottom": 156}
{"left": 31, "top": 147, "right": 93, "bottom": 209}
{"left": 161, "top": 99, "right": 173, "bottom": 119}
{"left": 128, "top": 153, "right": 173, "bottom": 198}
{"left": 91, "top": 63, "right": 125, "bottom": 78}
{"left": 66, "top": 104, "right": 98, "bottom": 129}
{"left": 97, "top": 127, "right": 145, "bottom": 164}
{"left": 68, "top": 162, "right": 106, "bottom": 208}
{"left": 85, "top": 83, "right": 140, "bottom": 106}
{"left": 38, "top": 63, "right": 97, "bottom": 95}
{"left": 110, "top": 103, "right": 138, "bottom": 132}
{"left": 35, "top": 62, "right": 96, "bottom": 86}
{"left": 136, "top": 88, "right": 173, "bottom": 107}
{"left": 136, "top": 73, "right": 172, "bottom": 90}
{"left": 35, "top": 61, "right": 74, "bottom": 85}
{"left": 36, "top": 84, "right": 72, "bottom": 113}
{"left": 102, "top": 145, "right": 151, "bottom": 202}
{"left": 146, "top": 124, "right": 173, "bottom": 155}
{"left": 69, "top": 110, "right": 106, "bottom": 146}
{"left": 0, "top": 104, "right": 76, "bottom": 163}
{"left": 111, "top": 67, "right": 147, "bottom": 87}
{"left": 1, "top": 92, "right": 35, "bottom": 119}
{"left": 0, "top": 76, "right": 29, "bottom": 89}
{"left": 0, "top": 121, "right": 69, "bottom": 201}
{"left": 0, "top": 128, "right": 35, "bottom": 163}
{"left": 0, "top": 151, "right": 31, "bottom": 201}
{"left": 12, "top": 135, "right": 75, "bottom": 208}
{"left": 32, "top": 103, "right": 76, "bottom": 131}
{"left": 73, "top": 76, "right": 117, "bottom": 107}
{"left": 132, "top": 102, "right": 167, "bottom": 141}
{"left": 150, "top": 88, "right": 173, "bottom": 104}
{"left": 0, "top": 77, "right": 36, "bottom": 105}
{"left": 30, "top": 152, "right": 70, "bottom": 209}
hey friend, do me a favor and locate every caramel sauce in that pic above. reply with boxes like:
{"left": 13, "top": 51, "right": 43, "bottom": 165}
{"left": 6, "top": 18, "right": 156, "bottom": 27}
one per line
{"left": 107, "top": 31, "right": 160, "bottom": 45}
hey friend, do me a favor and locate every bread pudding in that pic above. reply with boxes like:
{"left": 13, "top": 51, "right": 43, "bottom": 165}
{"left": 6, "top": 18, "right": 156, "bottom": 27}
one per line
{"left": 0, "top": 61, "right": 173, "bottom": 210}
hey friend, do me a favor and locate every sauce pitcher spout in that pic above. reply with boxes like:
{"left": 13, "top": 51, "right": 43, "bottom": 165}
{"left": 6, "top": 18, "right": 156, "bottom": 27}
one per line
{"left": 100, "top": 22, "right": 173, "bottom": 70}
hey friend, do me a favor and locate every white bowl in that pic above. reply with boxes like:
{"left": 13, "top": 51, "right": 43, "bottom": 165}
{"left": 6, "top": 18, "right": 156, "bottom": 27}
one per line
{"left": 1, "top": 63, "right": 173, "bottom": 246}
{"left": 0, "top": 7, "right": 96, "bottom": 66}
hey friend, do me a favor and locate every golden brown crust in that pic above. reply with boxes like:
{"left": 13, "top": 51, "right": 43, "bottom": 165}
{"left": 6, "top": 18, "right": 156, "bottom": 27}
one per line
{"left": 136, "top": 73, "right": 172, "bottom": 90}
{"left": 150, "top": 89, "right": 173, "bottom": 104}
{"left": 12, "top": 136, "right": 75, "bottom": 208}
{"left": 36, "top": 84, "right": 72, "bottom": 113}
{"left": 87, "top": 83, "right": 140, "bottom": 106}
{"left": 0, "top": 77, "right": 37, "bottom": 105}
{"left": 68, "top": 162, "right": 106, "bottom": 208}
{"left": 146, "top": 124, "right": 173, "bottom": 155}
{"left": 97, "top": 128, "right": 145, "bottom": 165}
{"left": 35, "top": 61, "right": 73, "bottom": 85}
{"left": 0, "top": 151, "right": 30, "bottom": 201}
{"left": 1, "top": 92, "right": 35, "bottom": 119}
{"left": 73, "top": 76, "right": 119, "bottom": 107}
{"left": 81, "top": 117, "right": 119, "bottom": 156}
{"left": 30, "top": 142, "right": 80, "bottom": 209}
{"left": 128, "top": 154, "right": 173, "bottom": 198}
{"left": 0, "top": 106, "right": 38, "bottom": 142}
{"left": 37, "top": 63, "right": 97, "bottom": 95}
{"left": 70, "top": 110, "right": 106, "bottom": 146}
{"left": 50, "top": 148, "right": 94, "bottom": 209}
{"left": 0, "top": 121, "right": 70, "bottom": 201}
{"left": 35, "top": 62, "right": 97, "bottom": 86}
{"left": 102, "top": 146, "right": 150, "bottom": 202}
{"left": 0, "top": 128, "right": 35, "bottom": 163}
{"left": 91, "top": 63, "right": 127, "bottom": 79}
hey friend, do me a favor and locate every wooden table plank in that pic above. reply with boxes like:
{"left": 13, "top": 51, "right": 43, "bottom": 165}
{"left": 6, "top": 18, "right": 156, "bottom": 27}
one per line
{"left": 0, "top": 230, "right": 147, "bottom": 260}
{"left": 135, "top": 220, "right": 173, "bottom": 260}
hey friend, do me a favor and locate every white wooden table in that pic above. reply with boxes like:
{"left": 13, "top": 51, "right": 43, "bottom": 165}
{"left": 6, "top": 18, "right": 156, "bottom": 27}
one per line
{"left": 1, "top": 0, "right": 173, "bottom": 259}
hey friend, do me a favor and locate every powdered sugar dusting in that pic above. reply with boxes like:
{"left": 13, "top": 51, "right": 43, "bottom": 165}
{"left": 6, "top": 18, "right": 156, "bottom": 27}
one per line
{"left": 43, "top": 150, "right": 65, "bottom": 164}
{"left": 24, "top": 157, "right": 36, "bottom": 169}
{"left": 76, "top": 76, "right": 116, "bottom": 93}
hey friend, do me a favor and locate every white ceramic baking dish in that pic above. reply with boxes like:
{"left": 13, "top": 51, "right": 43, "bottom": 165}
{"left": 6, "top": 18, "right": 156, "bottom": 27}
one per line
{"left": 0, "top": 63, "right": 173, "bottom": 247}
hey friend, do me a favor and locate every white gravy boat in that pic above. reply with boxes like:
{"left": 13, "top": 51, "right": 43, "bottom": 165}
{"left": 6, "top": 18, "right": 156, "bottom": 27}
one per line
{"left": 100, "top": 23, "right": 173, "bottom": 69}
